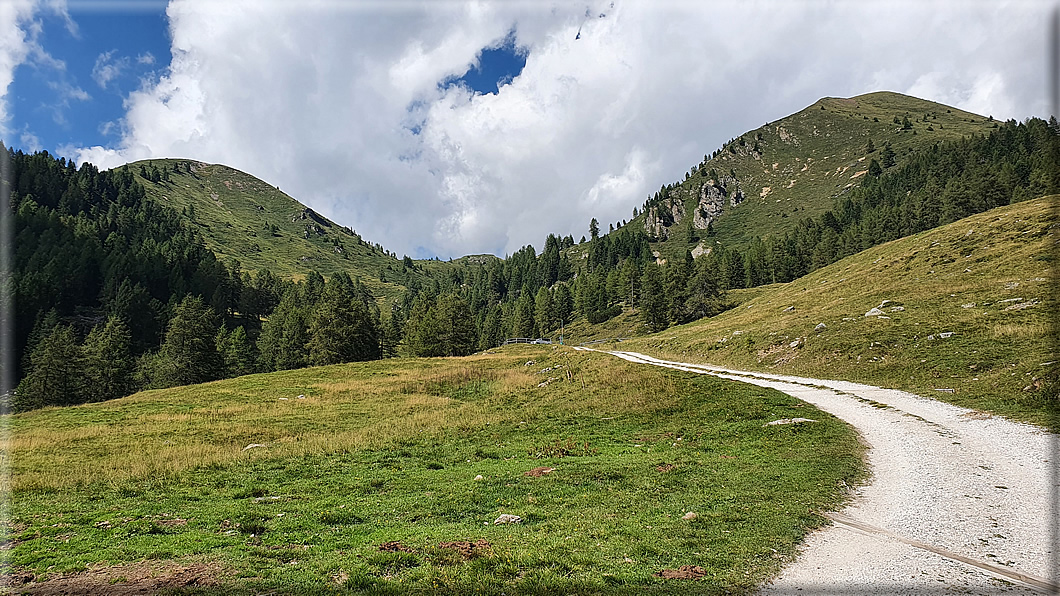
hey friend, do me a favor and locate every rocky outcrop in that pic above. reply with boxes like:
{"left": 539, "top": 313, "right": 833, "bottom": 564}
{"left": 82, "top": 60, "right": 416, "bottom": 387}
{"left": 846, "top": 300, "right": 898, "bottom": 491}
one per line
{"left": 644, "top": 175, "right": 745, "bottom": 240}
{"left": 644, "top": 193, "right": 686, "bottom": 240}
{"left": 292, "top": 207, "right": 331, "bottom": 228}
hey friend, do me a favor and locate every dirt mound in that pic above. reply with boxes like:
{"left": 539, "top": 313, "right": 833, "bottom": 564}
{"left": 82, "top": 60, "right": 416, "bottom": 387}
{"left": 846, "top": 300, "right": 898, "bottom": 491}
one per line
{"left": 437, "top": 539, "right": 492, "bottom": 560}
{"left": 13, "top": 561, "right": 224, "bottom": 595}
{"left": 378, "top": 541, "right": 415, "bottom": 553}
{"left": 523, "top": 466, "right": 555, "bottom": 477}
{"left": 654, "top": 565, "right": 707, "bottom": 579}
{"left": 655, "top": 463, "right": 676, "bottom": 472}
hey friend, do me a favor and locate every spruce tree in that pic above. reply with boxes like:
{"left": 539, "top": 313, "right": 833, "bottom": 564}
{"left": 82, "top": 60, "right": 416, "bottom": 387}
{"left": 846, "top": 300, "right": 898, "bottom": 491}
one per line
{"left": 82, "top": 316, "right": 134, "bottom": 403}
{"left": 156, "top": 295, "right": 222, "bottom": 387}
{"left": 534, "top": 287, "right": 553, "bottom": 336}
{"left": 14, "top": 324, "right": 84, "bottom": 411}
{"left": 639, "top": 264, "right": 668, "bottom": 332}
{"left": 258, "top": 290, "right": 309, "bottom": 370}
{"left": 217, "top": 325, "right": 257, "bottom": 377}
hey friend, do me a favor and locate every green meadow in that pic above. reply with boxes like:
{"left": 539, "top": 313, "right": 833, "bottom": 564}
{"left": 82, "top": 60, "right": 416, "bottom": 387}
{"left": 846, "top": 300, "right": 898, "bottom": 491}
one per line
{"left": 7, "top": 346, "right": 863, "bottom": 594}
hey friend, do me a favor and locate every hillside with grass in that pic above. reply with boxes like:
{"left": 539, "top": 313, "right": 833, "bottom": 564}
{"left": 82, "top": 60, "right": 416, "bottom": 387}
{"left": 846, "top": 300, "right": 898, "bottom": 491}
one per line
{"left": 8, "top": 345, "right": 863, "bottom": 593}
{"left": 624, "top": 195, "right": 1057, "bottom": 429}
{"left": 635, "top": 91, "right": 1000, "bottom": 261}
{"left": 124, "top": 158, "right": 411, "bottom": 301}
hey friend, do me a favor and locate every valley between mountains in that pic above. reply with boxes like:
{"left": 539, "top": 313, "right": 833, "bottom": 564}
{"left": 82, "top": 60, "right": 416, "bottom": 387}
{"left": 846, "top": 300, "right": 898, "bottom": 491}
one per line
{"left": 6, "top": 90, "right": 1057, "bottom": 593}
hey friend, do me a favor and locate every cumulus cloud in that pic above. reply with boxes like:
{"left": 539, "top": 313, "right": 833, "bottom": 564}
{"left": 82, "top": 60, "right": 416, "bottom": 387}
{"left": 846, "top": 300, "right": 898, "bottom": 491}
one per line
{"left": 0, "top": 0, "right": 62, "bottom": 134}
{"left": 71, "top": 0, "right": 1051, "bottom": 258}
{"left": 19, "top": 125, "right": 41, "bottom": 152}
{"left": 92, "top": 49, "right": 130, "bottom": 89}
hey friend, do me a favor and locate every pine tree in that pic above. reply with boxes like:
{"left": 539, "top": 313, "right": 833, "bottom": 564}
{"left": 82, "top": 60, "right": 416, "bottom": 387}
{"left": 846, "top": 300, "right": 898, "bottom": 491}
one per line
{"left": 155, "top": 295, "right": 222, "bottom": 387}
{"left": 306, "top": 285, "right": 380, "bottom": 365}
{"left": 217, "top": 325, "right": 257, "bottom": 377}
{"left": 480, "top": 304, "right": 504, "bottom": 350}
{"left": 82, "top": 316, "right": 134, "bottom": 403}
{"left": 258, "top": 290, "right": 309, "bottom": 370}
{"left": 14, "top": 324, "right": 84, "bottom": 411}
{"left": 639, "top": 264, "right": 668, "bottom": 332}
{"left": 434, "top": 294, "right": 477, "bottom": 356}
{"left": 511, "top": 292, "right": 535, "bottom": 338}
{"left": 534, "top": 287, "right": 553, "bottom": 336}
{"left": 551, "top": 283, "right": 574, "bottom": 331}
{"left": 881, "top": 142, "right": 896, "bottom": 167}
{"left": 684, "top": 258, "right": 724, "bottom": 321}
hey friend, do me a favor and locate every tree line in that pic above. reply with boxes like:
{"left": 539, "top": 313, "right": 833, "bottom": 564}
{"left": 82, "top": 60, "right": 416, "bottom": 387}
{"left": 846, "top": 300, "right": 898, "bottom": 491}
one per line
{"left": 10, "top": 116, "right": 1056, "bottom": 411}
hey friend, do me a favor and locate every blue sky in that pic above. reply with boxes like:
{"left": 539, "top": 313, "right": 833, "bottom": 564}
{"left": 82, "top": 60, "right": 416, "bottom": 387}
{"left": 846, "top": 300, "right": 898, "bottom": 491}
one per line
{"left": 11, "top": 6, "right": 528, "bottom": 157}
{"left": 10, "top": 4, "right": 170, "bottom": 154}
{"left": 1, "top": 1, "right": 1052, "bottom": 259}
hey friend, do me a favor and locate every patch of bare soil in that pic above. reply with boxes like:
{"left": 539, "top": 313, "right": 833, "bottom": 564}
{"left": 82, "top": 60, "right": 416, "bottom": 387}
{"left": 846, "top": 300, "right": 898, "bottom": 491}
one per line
{"left": 12, "top": 561, "right": 226, "bottom": 595}
{"left": 523, "top": 466, "right": 555, "bottom": 477}
{"left": 378, "top": 541, "right": 415, "bottom": 553}
{"left": 655, "top": 463, "right": 676, "bottom": 473}
{"left": 654, "top": 565, "right": 707, "bottom": 579}
{"left": 437, "top": 539, "right": 492, "bottom": 560}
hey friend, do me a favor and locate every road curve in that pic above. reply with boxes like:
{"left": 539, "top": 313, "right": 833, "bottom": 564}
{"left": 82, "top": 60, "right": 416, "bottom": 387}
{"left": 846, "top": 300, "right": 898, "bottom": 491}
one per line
{"left": 577, "top": 348, "right": 1059, "bottom": 595}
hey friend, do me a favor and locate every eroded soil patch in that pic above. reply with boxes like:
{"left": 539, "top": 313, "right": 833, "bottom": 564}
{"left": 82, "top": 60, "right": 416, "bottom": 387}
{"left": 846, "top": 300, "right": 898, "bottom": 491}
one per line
{"left": 11, "top": 561, "right": 226, "bottom": 595}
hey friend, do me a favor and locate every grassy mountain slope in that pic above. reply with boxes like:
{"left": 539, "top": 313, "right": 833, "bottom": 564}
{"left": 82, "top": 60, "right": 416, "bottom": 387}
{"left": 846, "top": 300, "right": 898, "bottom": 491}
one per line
{"left": 10, "top": 346, "right": 862, "bottom": 593}
{"left": 123, "top": 158, "right": 408, "bottom": 300}
{"left": 625, "top": 195, "right": 1057, "bottom": 429}
{"left": 640, "top": 91, "right": 999, "bottom": 261}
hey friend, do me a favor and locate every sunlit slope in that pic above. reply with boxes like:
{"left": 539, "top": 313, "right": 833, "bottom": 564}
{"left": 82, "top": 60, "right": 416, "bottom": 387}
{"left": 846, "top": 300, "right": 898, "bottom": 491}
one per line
{"left": 627, "top": 195, "right": 1057, "bottom": 428}
{"left": 644, "top": 91, "right": 999, "bottom": 260}
{"left": 9, "top": 346, "right": 862, "bottom": 593}
{"left": 123, "top": 158, "right": 407, "bottom": 299}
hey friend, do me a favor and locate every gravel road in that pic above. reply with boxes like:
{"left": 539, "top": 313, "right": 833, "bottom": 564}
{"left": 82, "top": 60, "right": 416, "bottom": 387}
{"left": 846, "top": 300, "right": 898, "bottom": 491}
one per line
{"left": 580, "top": 349, "right": 1059, "bottom": 594}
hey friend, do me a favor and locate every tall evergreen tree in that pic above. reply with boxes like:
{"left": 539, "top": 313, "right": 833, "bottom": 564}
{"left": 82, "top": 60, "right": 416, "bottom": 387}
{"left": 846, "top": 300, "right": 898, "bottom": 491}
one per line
{"left": 639, "top": 264, "right": 668, "bottom": 332}
{"left": 81, "top": 316, "right": 134, "bottom": 403}
{"left": 258, "top": 290, "right": 309, "bottom": 371}
{"left": 155, "top": 295, "right": 223, "bottom": 387}
{"left": 14, "top": 324, "right": 83, "bottom": 411}
{"left": 534, "top": 287, "right": 553, "bottom": 336}
{"left": 217, "top": 325, "right": 257, "bottom": 377}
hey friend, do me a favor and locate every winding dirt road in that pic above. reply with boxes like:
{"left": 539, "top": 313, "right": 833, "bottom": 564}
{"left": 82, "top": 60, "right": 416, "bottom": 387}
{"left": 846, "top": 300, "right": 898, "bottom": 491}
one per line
{"left": 579, "top": 349, "right": 1059, "bottom": 594}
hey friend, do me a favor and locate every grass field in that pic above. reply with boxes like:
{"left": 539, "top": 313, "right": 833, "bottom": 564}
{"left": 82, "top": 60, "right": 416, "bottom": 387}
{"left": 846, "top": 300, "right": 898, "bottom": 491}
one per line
{"left": 625, "top": 196, "right": 1058, "bottom": 430}
{"left": 125, "top": 158, "right": 410, "bottom": 302}
{"left": 638, "top": 91, "right": 1000, "bottom": 262}
{"left": 6, "top": 346, "right": 863, "bottom": 594}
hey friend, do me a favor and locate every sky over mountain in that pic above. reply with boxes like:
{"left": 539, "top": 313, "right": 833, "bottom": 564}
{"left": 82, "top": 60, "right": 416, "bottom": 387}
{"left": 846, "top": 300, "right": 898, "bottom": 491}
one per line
{"left": 2, "top": 0, "right": 1054, "bottom": 259}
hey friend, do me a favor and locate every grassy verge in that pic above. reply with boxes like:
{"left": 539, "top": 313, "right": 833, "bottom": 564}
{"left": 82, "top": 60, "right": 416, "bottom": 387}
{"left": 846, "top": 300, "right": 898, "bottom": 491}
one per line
{"left": 625, "top": 196, "right": 1058, "bottom": 430}
{"left": 7, "top": 345, "right": 863, "bottom": 594}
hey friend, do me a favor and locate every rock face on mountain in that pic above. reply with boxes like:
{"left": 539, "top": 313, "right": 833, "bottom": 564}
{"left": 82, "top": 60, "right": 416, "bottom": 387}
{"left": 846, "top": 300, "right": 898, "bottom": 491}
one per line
{"left": 644, "top": 176, "right": 744, "bottom": 240}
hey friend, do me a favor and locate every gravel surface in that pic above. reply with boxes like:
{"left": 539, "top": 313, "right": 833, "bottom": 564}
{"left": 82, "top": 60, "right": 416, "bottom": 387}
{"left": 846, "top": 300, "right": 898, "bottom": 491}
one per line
{"left": 585, "top": 349, "right": 1059, "bottom": 595}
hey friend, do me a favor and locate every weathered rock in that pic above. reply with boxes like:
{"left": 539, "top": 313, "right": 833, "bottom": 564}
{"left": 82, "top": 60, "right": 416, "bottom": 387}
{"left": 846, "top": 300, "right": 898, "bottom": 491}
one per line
{"left": 766, "top": 418, "right": 817, "bottom": 426}
{"left": 681, "top": 512, "right": 697, "bottom": 520}
{"left": 494, "top": 514, "right": 522, "bottom": 524}
{"left": 864, "top": 307, "right": 884, "bottom": 316}
{"left": 814, "top": 323, "right": 827, "bottom": 332}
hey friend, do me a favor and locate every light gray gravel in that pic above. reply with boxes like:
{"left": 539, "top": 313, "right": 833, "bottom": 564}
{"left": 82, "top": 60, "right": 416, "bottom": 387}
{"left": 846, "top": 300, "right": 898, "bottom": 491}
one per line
{"left": 581, "top": 349, "right": 1058, "bottom": 594}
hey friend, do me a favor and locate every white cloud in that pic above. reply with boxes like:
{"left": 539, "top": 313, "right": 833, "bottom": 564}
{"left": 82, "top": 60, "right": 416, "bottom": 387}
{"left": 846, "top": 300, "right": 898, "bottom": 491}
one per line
{"left": 19, "top": 125, "right": 41, "bottom": 152}
{"left": 92, "top": 49, "right": 130, "bottom": 89}
{"left": 136, "top": 51, "right": 154, "bottom": 65}
{"left": 0, "top": 0, "right": 53, "bottom": 134}
{"left": 71, "top": 0, "right": 1053, "bottom": 259}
